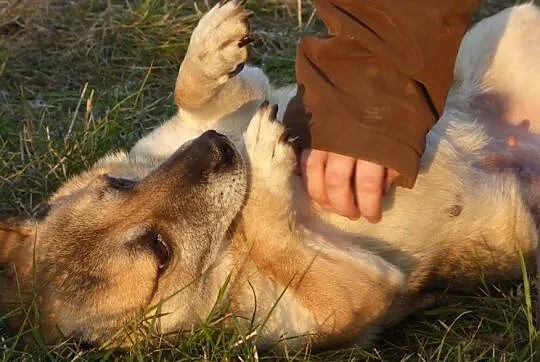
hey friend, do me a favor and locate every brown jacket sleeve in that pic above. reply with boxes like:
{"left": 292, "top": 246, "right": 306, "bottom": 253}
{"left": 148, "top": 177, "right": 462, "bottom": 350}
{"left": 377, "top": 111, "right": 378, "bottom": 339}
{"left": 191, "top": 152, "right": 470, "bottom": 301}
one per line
{"left": 283, "top": 0, "right": 481, "bottom": 188}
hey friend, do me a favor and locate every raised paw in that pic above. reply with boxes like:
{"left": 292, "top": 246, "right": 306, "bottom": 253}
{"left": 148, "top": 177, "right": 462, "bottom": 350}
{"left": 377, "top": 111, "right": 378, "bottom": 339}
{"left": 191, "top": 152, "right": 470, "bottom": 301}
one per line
{"left": 243, "top": 102, "right": 296, "bottom": 190}
{"left": 187, "top": 0, "right": 253, "bottom": 84}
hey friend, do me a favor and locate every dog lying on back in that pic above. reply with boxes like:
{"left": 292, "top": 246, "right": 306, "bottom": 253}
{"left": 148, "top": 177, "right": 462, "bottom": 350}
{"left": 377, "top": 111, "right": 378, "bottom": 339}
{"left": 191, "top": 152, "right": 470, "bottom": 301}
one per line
{"left": 1, "top": 1, "right": 540, "bottom": 350}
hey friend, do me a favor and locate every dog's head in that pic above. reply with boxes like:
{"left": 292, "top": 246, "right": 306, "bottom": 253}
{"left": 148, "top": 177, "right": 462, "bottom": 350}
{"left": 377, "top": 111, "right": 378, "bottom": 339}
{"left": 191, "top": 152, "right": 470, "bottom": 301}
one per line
{"left": 0, "top": 130, "right": 247, "bottom": 346}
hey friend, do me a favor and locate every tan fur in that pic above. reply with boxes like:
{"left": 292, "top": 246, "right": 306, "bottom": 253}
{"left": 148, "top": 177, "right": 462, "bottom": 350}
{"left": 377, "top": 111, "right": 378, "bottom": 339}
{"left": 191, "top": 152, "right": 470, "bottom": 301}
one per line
{"left": 0, "top": 219, "right": 36, "bottom": 335}
{"left": 1, "top": 1, "right": 540, "bottom": 351}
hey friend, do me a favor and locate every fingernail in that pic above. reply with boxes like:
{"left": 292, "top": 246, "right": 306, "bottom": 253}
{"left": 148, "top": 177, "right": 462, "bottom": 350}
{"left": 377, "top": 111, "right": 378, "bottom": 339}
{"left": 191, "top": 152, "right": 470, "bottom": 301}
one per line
{"left": 313, "top": 201, "right": 330, "bottom": 211}
{"left": 347, "top": 211, "right": 362, "bottom": 220}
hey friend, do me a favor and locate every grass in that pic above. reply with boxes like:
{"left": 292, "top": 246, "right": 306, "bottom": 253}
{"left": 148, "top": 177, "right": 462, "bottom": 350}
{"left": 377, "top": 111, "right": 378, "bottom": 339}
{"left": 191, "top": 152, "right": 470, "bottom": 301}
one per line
{"left": 0, "top": 0, "right": 538, "bottom": 360}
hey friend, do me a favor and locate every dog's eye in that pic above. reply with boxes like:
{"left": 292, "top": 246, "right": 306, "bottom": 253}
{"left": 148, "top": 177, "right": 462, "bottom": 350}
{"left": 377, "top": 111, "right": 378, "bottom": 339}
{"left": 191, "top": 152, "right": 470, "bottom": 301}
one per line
{"left": 34, "top": 202, "right": 51, "bottom": 220}
{"left": 149, "top": 232, "right": 172, "bottom": 274}
{"left": 105, "top": 175, "right": 137, "bottom": 191}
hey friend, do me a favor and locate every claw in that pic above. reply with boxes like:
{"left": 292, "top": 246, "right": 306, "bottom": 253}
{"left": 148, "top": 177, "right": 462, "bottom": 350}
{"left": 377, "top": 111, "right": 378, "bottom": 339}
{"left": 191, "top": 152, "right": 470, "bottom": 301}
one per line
{"left": 259, "top": 101, "right": 270, "bottom": 112}
{"left": 242, "top": 11, "right": 254, "bottom": 20}
{"left": 238, "top": 36, "right": 255, "bottom": 48}
{"left": 229, "top": 62, "right": 245, "bottom": 77}
{"left": 269, "top": 104, "right": 278, "bottom": 122}
{"left": 279, "top": 129, "right": 294, "bottom": 144}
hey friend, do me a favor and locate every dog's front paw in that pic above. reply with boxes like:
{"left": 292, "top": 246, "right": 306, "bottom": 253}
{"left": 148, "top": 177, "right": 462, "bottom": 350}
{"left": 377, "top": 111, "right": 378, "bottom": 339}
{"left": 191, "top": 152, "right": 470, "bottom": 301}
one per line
{"left": 243, "top": 102, "right": 295, "bottom": 192}
{"left": 188, "top": 0, "right": 253, "bottom": 84}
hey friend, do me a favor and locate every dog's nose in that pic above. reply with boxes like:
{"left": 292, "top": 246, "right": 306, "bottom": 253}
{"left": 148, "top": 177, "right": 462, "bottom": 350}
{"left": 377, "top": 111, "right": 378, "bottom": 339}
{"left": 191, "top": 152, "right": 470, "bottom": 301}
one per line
{"left": 199, "top": 130, "right": 237, "bottom": 170}
{"left": 137, "top": 130, "right": 241, "bottom": 191}
{"left": 201, "top": 129, "right": 226, "bottom": 139}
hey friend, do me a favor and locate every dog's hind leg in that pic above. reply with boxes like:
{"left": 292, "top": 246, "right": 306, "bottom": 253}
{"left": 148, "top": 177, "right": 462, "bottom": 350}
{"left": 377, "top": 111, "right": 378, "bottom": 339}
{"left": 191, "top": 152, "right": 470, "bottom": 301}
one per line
{"left": 449, "top": 3, "right": 540, "bottom": 229}
{"left": 448, "top": 3, "right": 540, "bottom": 327}
{"left": 451, "top": 3, "right": 540, "bottom": 132}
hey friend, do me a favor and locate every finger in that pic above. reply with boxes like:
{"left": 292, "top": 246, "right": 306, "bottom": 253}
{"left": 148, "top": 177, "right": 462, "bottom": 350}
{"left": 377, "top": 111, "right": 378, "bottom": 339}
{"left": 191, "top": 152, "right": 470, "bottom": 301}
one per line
{"left": 387, "top": 169, "right": 400, "bottom": 183}
{"left": 325, "top": 153, "right": 360, "bottom": 219}
{"left": 385, "top": 169, "right": 400, "bottom": 193}
{"left": 355, "top": 160, "right": 385, "bottom": 223}
{"left": 301, "top": 149, "right": 331, "bottom": 209}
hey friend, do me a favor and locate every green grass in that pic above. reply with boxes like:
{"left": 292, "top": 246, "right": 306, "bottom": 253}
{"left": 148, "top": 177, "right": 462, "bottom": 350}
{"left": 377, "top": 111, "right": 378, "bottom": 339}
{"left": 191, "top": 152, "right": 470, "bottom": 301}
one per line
{"left": 0, "top": 0, "right": 538, "bottom": 360}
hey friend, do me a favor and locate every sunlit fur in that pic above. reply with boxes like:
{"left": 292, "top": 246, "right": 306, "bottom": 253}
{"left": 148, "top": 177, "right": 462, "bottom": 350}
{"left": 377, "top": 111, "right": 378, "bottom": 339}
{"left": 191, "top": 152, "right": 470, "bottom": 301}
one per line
{"left": 1, "top": 2, "right": 540, "bottom": 350}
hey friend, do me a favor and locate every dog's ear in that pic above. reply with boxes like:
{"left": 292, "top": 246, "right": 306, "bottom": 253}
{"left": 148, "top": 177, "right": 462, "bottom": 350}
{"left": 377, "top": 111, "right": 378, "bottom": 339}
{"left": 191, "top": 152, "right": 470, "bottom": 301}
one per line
{"left": 0, "top": 216, "right": 39, "bottom": 341}
{"left": 0, "top": 216, "right": 35, "bottom": 274}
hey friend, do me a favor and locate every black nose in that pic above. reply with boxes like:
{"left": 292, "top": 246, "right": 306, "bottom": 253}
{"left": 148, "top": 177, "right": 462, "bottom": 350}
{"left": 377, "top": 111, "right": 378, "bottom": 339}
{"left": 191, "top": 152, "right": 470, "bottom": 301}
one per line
{"left": 201, "top": 129, "right": 226, "bottom": 139}
{"left": 199, "top": 130, "right": 237, "bottom": 170}
{"left": 136, "top": 130, "right": 241, "bottom": 191}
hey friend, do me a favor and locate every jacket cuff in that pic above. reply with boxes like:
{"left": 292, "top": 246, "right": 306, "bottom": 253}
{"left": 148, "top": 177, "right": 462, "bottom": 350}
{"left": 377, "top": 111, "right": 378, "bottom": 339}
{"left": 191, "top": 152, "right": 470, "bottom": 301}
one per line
{"left": 306, "top": 124, "right": 421, "bottom": 189}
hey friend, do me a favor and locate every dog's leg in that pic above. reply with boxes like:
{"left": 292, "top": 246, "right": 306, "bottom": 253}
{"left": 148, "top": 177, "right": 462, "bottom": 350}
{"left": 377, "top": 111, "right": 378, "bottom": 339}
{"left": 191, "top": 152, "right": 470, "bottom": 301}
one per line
{"left": 237, "top": 104, "right": 405, "bottom": 348}
{"left": 175, "top": 1, "right": 270, "bottom": 127}
{"left": 452, "top": 4, "right": 540, "bottom": 132}
{"left": 451, "top": 5, "right": 540, "bottom": 307}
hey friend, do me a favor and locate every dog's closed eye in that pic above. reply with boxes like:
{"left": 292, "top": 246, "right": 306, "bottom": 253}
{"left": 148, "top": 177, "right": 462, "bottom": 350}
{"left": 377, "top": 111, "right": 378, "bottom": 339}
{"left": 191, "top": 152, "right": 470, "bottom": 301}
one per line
{"left": 105, "top": 175, "right": 138, "bottom": 191}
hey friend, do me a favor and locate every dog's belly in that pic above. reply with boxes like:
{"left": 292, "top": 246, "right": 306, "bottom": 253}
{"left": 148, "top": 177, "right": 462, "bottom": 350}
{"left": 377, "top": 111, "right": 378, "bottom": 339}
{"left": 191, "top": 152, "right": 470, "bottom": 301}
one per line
{"left": 290, "top": 136, "right": 537, "bottom": 295}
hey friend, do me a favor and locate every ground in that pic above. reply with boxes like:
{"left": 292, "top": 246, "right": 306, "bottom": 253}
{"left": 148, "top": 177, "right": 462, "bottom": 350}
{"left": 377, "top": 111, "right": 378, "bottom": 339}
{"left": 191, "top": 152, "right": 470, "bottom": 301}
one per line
{"left": 0, "top": 0, "right": 538, "bottom": 360}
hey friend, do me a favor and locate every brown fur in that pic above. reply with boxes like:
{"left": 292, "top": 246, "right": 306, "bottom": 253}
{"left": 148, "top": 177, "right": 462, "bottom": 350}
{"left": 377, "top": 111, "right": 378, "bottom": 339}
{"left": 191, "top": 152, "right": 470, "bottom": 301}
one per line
{"left": 1, "top": 1, "right": 540, "bottom": 351}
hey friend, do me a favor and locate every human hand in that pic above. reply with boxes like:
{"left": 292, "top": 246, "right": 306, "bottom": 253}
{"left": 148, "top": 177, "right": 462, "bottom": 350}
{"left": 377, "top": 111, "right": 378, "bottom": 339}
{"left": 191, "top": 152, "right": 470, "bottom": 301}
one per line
{"left": 297, "top": 149, "right": 400, "bottom": 223}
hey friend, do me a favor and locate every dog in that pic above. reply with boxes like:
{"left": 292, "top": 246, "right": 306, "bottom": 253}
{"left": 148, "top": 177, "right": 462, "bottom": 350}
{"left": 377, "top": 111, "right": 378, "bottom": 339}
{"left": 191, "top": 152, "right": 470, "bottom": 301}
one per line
{"left": 1, "top": 1, "right": 540, "bottom": 351}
